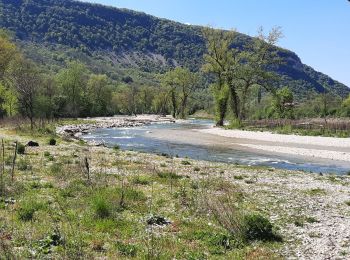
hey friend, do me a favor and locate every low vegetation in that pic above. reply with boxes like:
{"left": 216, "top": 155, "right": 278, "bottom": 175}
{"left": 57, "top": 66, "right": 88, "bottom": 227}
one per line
{"left": 0, "top": 126, "right": 284, "bottom": 259}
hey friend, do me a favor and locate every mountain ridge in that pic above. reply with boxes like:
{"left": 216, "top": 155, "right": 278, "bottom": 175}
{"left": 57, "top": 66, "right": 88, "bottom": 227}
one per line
{"left": 0, "top": 0, "right": 348, "bottom": 98}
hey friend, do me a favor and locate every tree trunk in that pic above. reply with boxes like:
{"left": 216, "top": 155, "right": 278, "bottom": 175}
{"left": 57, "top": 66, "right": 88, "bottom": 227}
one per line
{"left": 229, "top": 84, "right": 240, "bottom": 119}
{"left": 216, "top": 94, "right": 229, "bottom": 126}
{"left": 171, "top": 90, "right": 177, "bottom": 118}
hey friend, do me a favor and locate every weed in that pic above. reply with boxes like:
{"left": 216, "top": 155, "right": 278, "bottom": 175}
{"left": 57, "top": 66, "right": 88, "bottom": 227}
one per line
{"left": 17, "top": 158, "right": 31, "bottom": 171}
{"left": 305, "top": 188, "right": 326, "bottom": 196}
{"left": 17, "top": 143, "right": 25, "bottom": 154}
{"left": 91, "top": 194, "right": 111, "bottom": 219}
{"left": 132, "top": 175, "right": 150, "bottom": 185}
{"left": 116, "top": 241, "right": 137, "bottom": 257}
{"left": 157, "top": 171, "right": 182, "bottom": 180}
{"left": 17, "top": 198, "right": 45, "bottom": 221}
{"left": 50, "top": 162, "right": 63, "bottom": 175}
{"left": 181, "top": 160, "right": 191, "bottom": 165}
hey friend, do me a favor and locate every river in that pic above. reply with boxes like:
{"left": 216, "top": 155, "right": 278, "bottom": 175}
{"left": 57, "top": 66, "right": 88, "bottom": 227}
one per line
{"left": 82, "top": 119, "right": 350, "bottom": 175}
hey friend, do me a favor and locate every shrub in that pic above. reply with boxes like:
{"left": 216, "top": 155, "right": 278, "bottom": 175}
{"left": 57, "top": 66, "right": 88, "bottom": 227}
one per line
{"left": 157, "top": 171, "right": 182, "bottom": 179}
{"left": 243, "top": 214, "right": 276, "bottom": 241}
{"left": 181, "top": 160, "right": 191, "bottom": 165}
{"left": 113, "top": 145, "right": 120, "bottom": 151}
{"left": 44, "top": 151, "right": 50, "bottom": 157}
{"left": 49, "top": 138, "right": 56, "bottom": 146}
{"left": 116, "top": 241, "right": 137, "bottom": 257}
{"left": 92, "top": 195, "right": 111, "bottom": 219}
{"left": 132, "top": 175, "right": 150, "bottom": 185}
{"left": 17, "top": 143, "right": 25, "bottom": 154}
{"left": 17, "top": 158, "right": 31, "bottom": 171}
{"left": 18, "top": 199, "right": 45, "bottom": 221}
{"left": 50, "top": 163, "right": 62, "bottom": 175}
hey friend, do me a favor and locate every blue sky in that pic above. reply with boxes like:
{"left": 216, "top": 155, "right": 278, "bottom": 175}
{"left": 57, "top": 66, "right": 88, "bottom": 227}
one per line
{"left": 81, "top": 0, "right": 350, "bottom": 87}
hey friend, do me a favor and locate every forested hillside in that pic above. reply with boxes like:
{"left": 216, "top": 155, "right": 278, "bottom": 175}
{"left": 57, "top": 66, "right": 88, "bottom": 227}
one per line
{"left": 0, "top": 0, "right": 348, "bottom": 99}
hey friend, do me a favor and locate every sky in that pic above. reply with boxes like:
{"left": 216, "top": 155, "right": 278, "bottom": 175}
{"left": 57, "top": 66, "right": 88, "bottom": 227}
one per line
{"left": 81, "top": 0, "right": 350, "bottom": 87}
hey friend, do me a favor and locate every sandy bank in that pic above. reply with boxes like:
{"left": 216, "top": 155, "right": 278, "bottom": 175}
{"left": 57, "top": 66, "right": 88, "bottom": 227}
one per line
{"left": 198, "top": 128, "right": 350, "bottom": 163}
{"left": 199, "top": 128, "right": 350, "bottom": 148}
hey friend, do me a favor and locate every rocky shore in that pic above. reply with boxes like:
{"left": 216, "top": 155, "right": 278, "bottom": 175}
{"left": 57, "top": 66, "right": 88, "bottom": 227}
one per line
{"left": 56, "top": 115, "right": 175, "bottom": 139}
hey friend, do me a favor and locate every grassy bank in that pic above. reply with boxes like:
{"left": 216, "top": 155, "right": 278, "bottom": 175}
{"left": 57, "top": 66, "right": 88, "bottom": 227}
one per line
{"left": 0, "top": 125, "right": 282, "bottom": 259}
{"left": 0, "top": 122, "right": 349, "bottom": 259}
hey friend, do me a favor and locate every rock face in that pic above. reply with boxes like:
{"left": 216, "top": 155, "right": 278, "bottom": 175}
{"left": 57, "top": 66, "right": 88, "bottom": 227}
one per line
{"left": 56, "top": 115, "right": 175, "bottom": 139}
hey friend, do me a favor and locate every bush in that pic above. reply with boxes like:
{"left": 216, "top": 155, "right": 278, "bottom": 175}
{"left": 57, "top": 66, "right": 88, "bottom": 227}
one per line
{"left": 157, "top": 171, "right": 182, "bottom": 179}
{"left": 17, "top": 158, "right": 31, "bottom": 171}
{"left": 181, "top": 160, "right": 191, "bottom": 165}
{"left": 113, "top": 145, "right": 120, "bottom": 151}
{"left": 49, "top": 138, "right": 56, "bottom": 146}
{"left": 50, "top": 163, "right": 63, "bottom": 175}
{"left": 92, "top": 195, "right": 111, "bottom": 219}
{"left": 17, "top": 199, "right": 45, "bottom": 221}
{"left": 132, "top": 175, "right": 150, "bottom": 185}
{"left": 17, "top": 143, "right": 25, "bottom": 154}
{"left": 116, "top": 241, "right": 137, "bottom": 257}
{"left": 243, "top": 214, "right": 277, "bottom": 241}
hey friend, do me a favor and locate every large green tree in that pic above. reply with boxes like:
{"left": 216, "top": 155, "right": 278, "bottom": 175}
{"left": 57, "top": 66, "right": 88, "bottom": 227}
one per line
{"left": 5, "top": 57, "right": 41, "bottom": 129}
{"left": 161, "top": 67, "right": 198, "bottom": 119}
{"left": 202, "top": 28, "right": 238, "bottom": 126}
{"left": 56, "top": 61, "right": 88, "bottom": 117}
{"left": 203, "top": 26, "right": 283, "bottom": 124}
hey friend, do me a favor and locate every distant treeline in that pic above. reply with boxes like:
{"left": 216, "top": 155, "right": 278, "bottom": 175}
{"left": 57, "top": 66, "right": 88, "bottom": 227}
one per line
{"left": 1, "top": 28, "right": 350, "bottom": 130}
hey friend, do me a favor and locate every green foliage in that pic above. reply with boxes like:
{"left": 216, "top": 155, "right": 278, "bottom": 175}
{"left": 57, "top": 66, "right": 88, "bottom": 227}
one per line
{"left": 17, "top": 198, "right": 45, "bottom": 221}
{"left": 243, "top": 214, "right": 277, "bottom": 241}
{"left": 113, "top": 145, "right": 120, "bottom": 151}
{"left": 116, "top": 241, "right": 138, "bottom": 257}
{"left": 157, "top": 171, "right": 182, "bottom": 179}
{"left": 17, "top": 158, "right": 31, "bottom": 171}
{"left": 272, "top": 87, "right": 294, "bottom": 118}
{"left": 48, "top": 138, "right": 56, "bottom": 146}
{"left": 161, "top": 67, "right": 199, "bottom": 118}
{"left": 181, "top": 160, "right": 191, "bottom": 165}
{"left": 91, "top": 194, "right": 112, "bottom": 219}
{"left": 0, "top": 0, "right": 347, "bottom": 124}
{"left": 340, "top": 94, "right": 350, "bottom": 117}
{"left": 17, "top": 143, "right": 25, "bottom": 154}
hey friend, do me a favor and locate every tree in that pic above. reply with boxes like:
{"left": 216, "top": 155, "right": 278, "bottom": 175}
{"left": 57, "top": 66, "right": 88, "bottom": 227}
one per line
{"left": 0, "top": 83, "right": 18, "bottom": 117}
{"left": 272, "top": 87, "right": 294, "bottom": 118}
{"left": 232, "top": 27, "right": 283, "bottom": 120}
{"left": 5, "top": 57, "right": 40, "bottom": 129}
{"left": 341, "top": 94, "right": 350, "bottom": 117}
{"left": 115, "top": 84, "right": 139, "bottom": 115}
{"left": 161, "top": 67, "right": 198, "bottom": 119}
{"left": 56, "top": 61, "right": 88, "bottom": 117}
{"left": 0, "top": 30, "right": 19, "bottom": 79}
{"left": 86, "top": 74, "right": 112, "bottom": 116}
{"left": 203, "top": 26, "right": 283, "bottom": 123}
{"left": 202, "top": 27, "right": 238, "bottom": 125}
{"left": 161, "top": 69, "right": 179, "bottom": 118}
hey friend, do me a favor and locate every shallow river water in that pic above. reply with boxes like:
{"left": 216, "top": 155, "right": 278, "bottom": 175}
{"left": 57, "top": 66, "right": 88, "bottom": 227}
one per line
{"left": 82, "top": 119, "right": 350, "bottom": 175}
